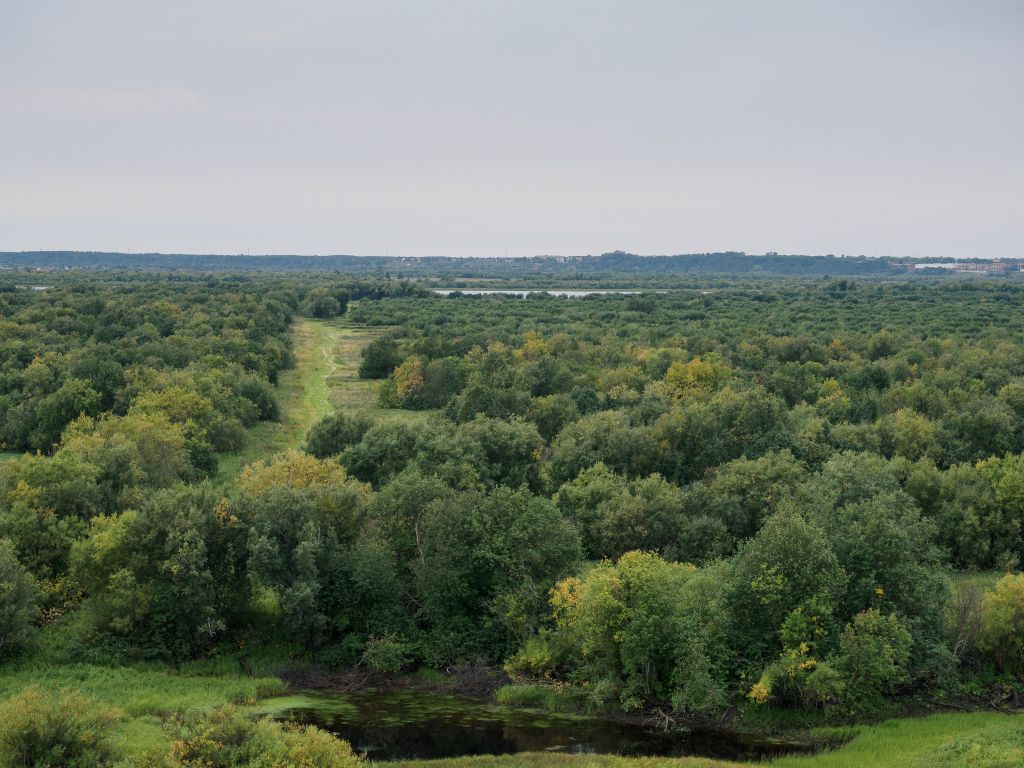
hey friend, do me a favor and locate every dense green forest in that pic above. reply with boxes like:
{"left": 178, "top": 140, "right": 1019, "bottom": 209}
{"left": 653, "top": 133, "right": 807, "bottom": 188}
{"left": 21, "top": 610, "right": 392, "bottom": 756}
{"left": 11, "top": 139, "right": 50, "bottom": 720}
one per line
{"left": 1, "top": 271, "right": 1023, "bottom": 766}
{"left": 4, "top": 249, "right": 1021, "bottom": 278}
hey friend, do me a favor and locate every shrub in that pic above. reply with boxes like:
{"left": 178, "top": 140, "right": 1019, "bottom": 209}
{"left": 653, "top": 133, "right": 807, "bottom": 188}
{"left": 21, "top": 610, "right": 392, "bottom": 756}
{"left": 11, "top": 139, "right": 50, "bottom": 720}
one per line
{"left": 832, "top": 609, "right": 912, "bottom": 714}
{"left": 154, "top": 705, "right": 361, "bottom": 768}
{"left": 305, "top": 413, "right": 374, "bottom": 458}
{"left": 358, "top": 337, "right": 401, "bottom": 380}
{"left": 0, "top": 539, "right": 40, "bottom": 660}
{"left": 0, "top": 687, "right": 118, "bottom": 768}
{"left": 978, "top": 573, "right": 1024, "bottom": 679}
{"left": 544, "top": 552, "right": 701, "bottom": 711}
{"left": 360, "top": 633, "right": 411, "bottom": 673}
{"left": 504, "top": 633, "right": 562, "bottom": 678}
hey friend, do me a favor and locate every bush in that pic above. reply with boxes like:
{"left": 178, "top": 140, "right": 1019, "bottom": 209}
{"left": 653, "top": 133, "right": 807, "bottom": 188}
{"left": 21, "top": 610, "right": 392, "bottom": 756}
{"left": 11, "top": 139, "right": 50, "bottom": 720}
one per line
{"left": 0, "top": 687, "right": 118, "bottom": 768}
{"left": 978, "top": 573, "right": 1024, "bottom": 679}
{"left": 751, "top": 608, "right": 912, "bottom": 716}
{"left": 305, "top": 413, "right": 374, "bottom": 458}
{"left": 504, "top": 633, "right": 562, "bottom": 678}
{"left": 360, "top": 633, "right": 411, "bottom": 673}
{"left": 0, "top": 539, "right": 40, "bottom": 660}
{"left": 358, "top": 337, "right": 401, "bottom": 379}
{"left": 541, "top": 552, "right": 707, "bottom": 711}
{"left": 152, "top": 705, "right": 361, "bottom": 768}
{"left": 832, "top": 609, "right": 913, "bottom": 714}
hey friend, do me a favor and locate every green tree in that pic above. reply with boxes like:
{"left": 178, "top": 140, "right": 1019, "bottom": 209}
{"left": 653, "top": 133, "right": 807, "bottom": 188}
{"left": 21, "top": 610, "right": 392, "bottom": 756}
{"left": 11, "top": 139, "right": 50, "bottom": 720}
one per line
{"left": 242, "top": 453, "right": 371, "bottom": 649}
{"left": 527, "top": 393, "right": 580, "bottom": 442}
{"left": 0, "top": 539, "right": 40, "bottom": 659}
{"left": 827, "top": 609, "right": 912, "bottom": 714}
{"left": 727, "top": 508, "right": 847, "bottom": 673}
{"left": 540, "top": 551, "right": 726, "bottom": 713}
{"left": 305, "top": 412, "right": 373, "bottom": 459}
{"left": 978, "top": 573, "right": 1024, "bottom": 679}
{"left": 340, "top": 422, "right": 422, "bottom": 487}
{"left": 70, "top": 484, "right": 250, "bottom": 659}
{"left": 416, "top": 486, "right": 580, "bottom": 663}
{"left": 681, "top": 450, "right": 805, "bottom": 550}
{"left": 457, "top": 416, "right": 543, "bottom": 491}
{"left": 358, "top": 336, "right": 401, "bottom": 379}
{"left": 32, "top": 378, "right": 101, "bottom": 451}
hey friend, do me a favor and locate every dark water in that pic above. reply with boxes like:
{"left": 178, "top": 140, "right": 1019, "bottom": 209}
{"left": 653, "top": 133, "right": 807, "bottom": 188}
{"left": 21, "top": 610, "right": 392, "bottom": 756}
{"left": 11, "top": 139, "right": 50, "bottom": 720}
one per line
{"left": 266, "top": 690, "right": 818, "bottom": 762}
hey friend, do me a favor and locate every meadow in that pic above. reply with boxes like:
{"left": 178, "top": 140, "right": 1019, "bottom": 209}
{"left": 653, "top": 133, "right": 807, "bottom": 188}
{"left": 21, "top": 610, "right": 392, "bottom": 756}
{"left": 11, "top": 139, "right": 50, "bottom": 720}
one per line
{"left": 215, "top": 317, "right": 433, "bottom": 481}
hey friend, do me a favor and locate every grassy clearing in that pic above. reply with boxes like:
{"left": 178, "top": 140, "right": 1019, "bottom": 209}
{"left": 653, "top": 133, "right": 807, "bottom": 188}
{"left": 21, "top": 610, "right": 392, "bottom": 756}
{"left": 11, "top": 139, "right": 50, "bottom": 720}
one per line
{"left": 386, "top": 711, "right": 1023, "bottom": 768}
{"left": 322, "top": 323, "right": 433, "bottom": 425}
{"left": 0, "top": 662, "right": 285, "bottom": 759}
{"left": 215, "top": 318, "right": 429, "bottom": 482}
{"left": 772, "top": 711, "right": 1023, "bottom": 768}
{"left": 215, "top": 318, "right": 337, "bottom": 481}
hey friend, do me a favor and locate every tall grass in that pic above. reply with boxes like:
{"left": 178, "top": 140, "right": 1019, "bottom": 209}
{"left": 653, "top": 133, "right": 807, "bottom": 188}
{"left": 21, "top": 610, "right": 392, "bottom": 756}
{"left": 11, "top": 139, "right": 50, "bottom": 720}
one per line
{"left": 496, "top": 684, "right": 598, "bottom": 715}
{"left": 0, "top": 662, "right": 285, "bottom": 718}
{"left": 0, "top": 662, "right": 286, "bottom": 760}
{"left": 215, "top": 318, "right": 340, "bottom": 481}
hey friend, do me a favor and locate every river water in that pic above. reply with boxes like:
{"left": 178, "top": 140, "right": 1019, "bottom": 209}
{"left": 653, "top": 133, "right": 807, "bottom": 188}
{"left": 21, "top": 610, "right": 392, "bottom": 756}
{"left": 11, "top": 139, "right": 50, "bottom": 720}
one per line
{"left": 431, "top": 289, "right": 665, "bottom": 297}
{"left": 264, "top": 690, "right": 819, "bottom": 762}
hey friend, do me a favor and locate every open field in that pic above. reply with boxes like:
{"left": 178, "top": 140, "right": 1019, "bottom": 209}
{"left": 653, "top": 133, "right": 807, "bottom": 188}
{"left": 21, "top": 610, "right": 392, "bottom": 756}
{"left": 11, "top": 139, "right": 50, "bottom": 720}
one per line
{"left": 322, "top": 321, "right": 436, "bottom": 425}
{"left": 215, "top": 318, "right": 433, "bottom": 482}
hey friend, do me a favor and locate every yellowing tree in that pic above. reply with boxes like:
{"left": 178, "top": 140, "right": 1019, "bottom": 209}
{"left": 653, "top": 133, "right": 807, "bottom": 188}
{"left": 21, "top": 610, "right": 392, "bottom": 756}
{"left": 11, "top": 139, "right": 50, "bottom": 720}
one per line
{"left": 661, "top": 354, "right": 731, "bottom": 400}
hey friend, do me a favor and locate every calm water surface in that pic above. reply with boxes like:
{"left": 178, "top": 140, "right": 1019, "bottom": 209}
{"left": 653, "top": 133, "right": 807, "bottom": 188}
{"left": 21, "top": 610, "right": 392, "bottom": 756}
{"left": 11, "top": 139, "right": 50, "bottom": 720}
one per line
{"left": 265, "top": 690, "right": 818, "bottom": 762}
{"left": 431, "top": 289, "right": 666, "bottom": 297}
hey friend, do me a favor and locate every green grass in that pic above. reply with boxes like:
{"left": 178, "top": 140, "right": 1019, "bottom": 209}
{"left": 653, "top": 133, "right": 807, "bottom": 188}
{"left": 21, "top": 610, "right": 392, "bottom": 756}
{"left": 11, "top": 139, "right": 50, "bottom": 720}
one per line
{"left": 772, "top": 711, "right": 1022, "bottom": 768}
{"left": 321, "top": 322, "right": 434, "bottom": 425}
{"left": 385, "top": 712, "right": 1023, "bottom": 768}
{"left": 215, "top": 318, "right": 430, "bottom": 483}
{"left": 215, "top": 318, "right": 342, "bottom": 481}
{"left": 0, "top": 661, "right": 286, "bottom": 760}
{"left": 495, "top": 683, "right": 591, "bottom": 714}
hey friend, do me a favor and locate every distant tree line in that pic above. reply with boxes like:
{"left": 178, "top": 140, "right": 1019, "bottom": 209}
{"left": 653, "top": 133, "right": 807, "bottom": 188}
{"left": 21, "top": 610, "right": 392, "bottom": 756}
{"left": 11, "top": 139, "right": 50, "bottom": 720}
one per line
{"left": 6, "top": 250, "right": 1020, "bottom": 279}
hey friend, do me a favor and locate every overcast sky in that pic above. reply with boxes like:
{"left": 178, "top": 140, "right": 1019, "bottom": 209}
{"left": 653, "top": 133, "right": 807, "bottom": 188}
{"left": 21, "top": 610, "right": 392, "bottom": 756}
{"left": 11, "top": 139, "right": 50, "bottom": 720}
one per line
{"left": 1, "top": 1, "right": 1021, "bottom": 258}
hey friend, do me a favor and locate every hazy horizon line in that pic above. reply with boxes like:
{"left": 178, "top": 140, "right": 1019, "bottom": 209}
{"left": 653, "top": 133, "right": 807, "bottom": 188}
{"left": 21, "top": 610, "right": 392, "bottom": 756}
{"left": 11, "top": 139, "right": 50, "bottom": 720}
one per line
{"left": 4, "top": 249, "right": 1015, "bottom": 262}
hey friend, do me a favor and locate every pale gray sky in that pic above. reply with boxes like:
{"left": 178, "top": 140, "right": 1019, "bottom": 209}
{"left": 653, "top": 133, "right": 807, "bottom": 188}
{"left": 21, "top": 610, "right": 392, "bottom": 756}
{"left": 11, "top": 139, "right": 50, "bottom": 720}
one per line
{"left": 1, "top": 1, "right": 1021, "bottom": 258}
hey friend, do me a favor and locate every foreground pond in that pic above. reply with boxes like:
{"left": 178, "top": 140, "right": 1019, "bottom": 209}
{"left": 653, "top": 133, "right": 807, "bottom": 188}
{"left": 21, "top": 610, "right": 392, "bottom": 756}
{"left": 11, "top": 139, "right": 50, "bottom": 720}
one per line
{"left": 260, "top": 690, "right": 818, "bottom": 762}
